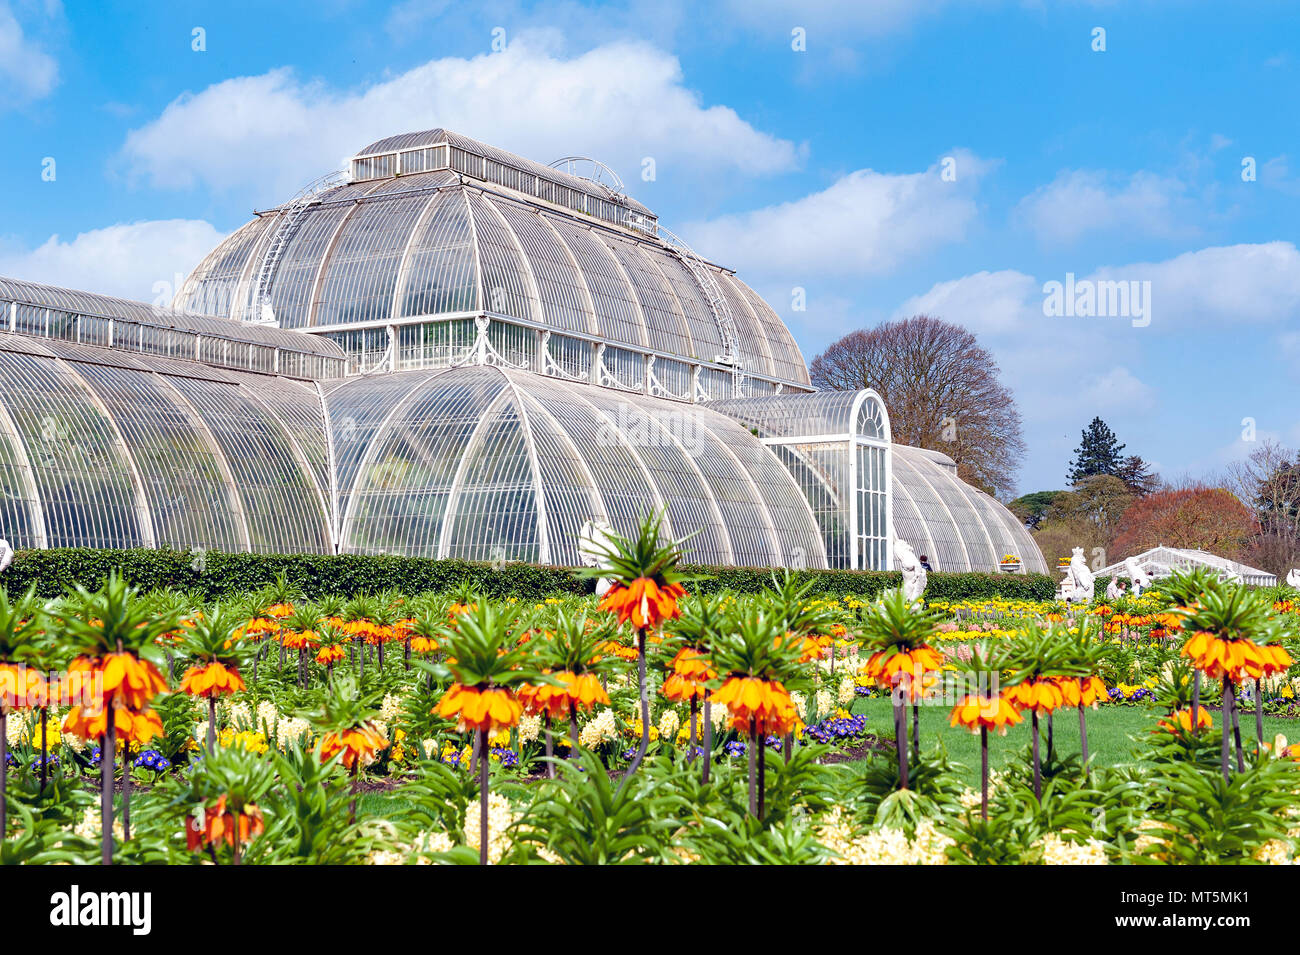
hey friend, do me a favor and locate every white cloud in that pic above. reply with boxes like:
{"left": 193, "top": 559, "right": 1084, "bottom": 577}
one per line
{"left": 1015, "top": 168, "right": 1192, "bottom": 244}
{"left": 1080, "top": 366, "right": 1155, "bottom": 411}
{"left": 892, "top": 269, "right": 1037, "bottom": 334}
{"left": 0, "top": 220, "right": 227, "bottom": 303}
{"left": 117, "top": 38, "right": 799, "bottom": 205}
{"left": 1093, "top": 242, "right": 1300, "bottom": 327}
{"left": 0, "top": 1, "right": 58, "bottom": 106}
{"left": 885, "top": 241, "right": 1300, "bottom": 471}
{"left": 686, "top": 151, "right": 995, "bottom": 278}
{"left": 892, "top": 243, "right": 1300, "bottom": 349}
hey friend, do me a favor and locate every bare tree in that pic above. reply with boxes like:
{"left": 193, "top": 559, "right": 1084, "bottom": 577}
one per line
{"left": 809, "top": 315, "right": 1026, "bottom": 496}
{"left": 1225, "top": 440, "right": 1300, "bottom": 575}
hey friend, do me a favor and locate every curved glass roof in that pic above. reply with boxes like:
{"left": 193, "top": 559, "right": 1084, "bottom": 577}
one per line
{"left": 710, "top": 390, "right": 891, "bottom": 441}
{"left": 891, "top": 444, "right": 1045, "bottom": 574}
{"left": 0, "top": 333, "right": 332, "bottom": 552}
{"left": 175, "top": 133, "right": 810, "bottom": 387}
{"left": 0, "top": 317, "right": 1043, "bottom": 575}
{"left": 328, "top": 365, "right": 827, "bottom": 566}
{"left": 1096, "top": 546, "right": 1276, "bottom": 588}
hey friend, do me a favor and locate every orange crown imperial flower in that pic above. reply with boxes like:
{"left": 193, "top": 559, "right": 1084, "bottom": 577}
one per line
{"left": 1053, "top": 674, "right": 1107, "bottom": 708}
{"left": 0, "top": 662, "right": 45, "bottom": 711}
{"left": 949, "top": 694, "right": 1023, "bottom": 734}
{"left": 710, "top": 676, "right": 800, "bottom": 736}
{"left": 100, "top": 651, "right": 169, "bottom": 710}
{"left": 517, "top": 675, "right": 571, "bottom": 721}
{"left": 788, "top": 633, "right": 827, "bottom": 663}
{"left": 1182, "top": 631, "right": 1290, "bottom": 683}
{"left": 436, "top": 683, "right": 523, "bottom": 733}
{"left": 1157, "top": 707, "right": 1213, "bottom": 734}
{"left": 668, "top": 647, "right": 715, "bottom": 680}
{"left": 280, "top": 629, "right": 319, "bottom": 650}
{"left": 179, "top": 661, "right": 246, "bottom": 698}
{"left": 1005, "top": 678, "right": 1065, "bottom": 715}
{"left": 597, "top": 639, "right": 638, "bottom": 662}
{"left": 560, "top": 671, "right": 610, "bottom": 713}
{"left": 661, "top": 672, "right": 709, "bottom": 702}
{"left": 661, "top": 647, "right": 716, "bottom": 702}
{"left": 319, "top": 724, "right": 389, "bottom": 770}
{"left": 863, "top": 645, "right": 944, "bottom": 700}
{"left": 598, "top": 577, "right": 687, "bottom": 630}
{"left": 186, "top": 795, "right": 265, "bottom": 852}
{"left": 315, "top": 644, "right": 347, "bottom": 666}
{"left": 64, "top": 701, "right": 164, "bottom": 745}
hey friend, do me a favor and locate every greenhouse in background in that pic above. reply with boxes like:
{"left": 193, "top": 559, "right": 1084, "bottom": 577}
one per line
{"left": 0, "top": 129, "right": 1046, "bottom": 574}
{"left": 1096, "top": 547, "right": 1277, "bottom": 588}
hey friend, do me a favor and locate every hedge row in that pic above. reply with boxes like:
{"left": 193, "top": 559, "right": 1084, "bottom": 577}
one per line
{"left": 3, "top": 548, "right": 1059, "bottom": 603}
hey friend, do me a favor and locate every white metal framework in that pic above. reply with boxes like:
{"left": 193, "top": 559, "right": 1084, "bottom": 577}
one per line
{"left": 0, "top": 130, "right": 1047, "bottom": 575}
{"left": 175, "top": 129, "right": 804, "bottom": 400}
{"left": 710, "top": 391, "right": 893, "bottom": 570}
{"left": 247, "top": 171, "right": 347, "bottom": 326}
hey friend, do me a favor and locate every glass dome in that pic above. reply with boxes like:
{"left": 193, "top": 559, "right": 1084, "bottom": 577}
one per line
{"left": 175, "top": 129, "right": 810, "bottom": 389}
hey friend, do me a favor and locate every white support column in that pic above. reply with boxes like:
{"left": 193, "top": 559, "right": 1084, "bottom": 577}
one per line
{"left": 535, "top": 329, "right": 549, "bottom": 375}
{"left": 848, "top": 435, "right": 859, "bottom": 570}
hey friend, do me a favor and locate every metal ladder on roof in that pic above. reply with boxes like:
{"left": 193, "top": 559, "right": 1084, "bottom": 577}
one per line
{"left": 245, "top": 171, "right": 345, "bottom": 326}
{"left": 644, "top": 221, "right": 744, "bottom": 398}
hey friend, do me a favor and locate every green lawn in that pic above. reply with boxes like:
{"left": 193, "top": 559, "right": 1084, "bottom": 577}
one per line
{"left": 350, "top": 700, "right": 1300, "bottom": 817}
{"left": 850, "top": 697, "right": 1298, "bottom": 787}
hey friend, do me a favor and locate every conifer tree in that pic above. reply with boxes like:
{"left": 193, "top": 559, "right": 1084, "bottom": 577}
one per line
{"left": 1067, "top": 417, "right": 1126, "bottom": 484}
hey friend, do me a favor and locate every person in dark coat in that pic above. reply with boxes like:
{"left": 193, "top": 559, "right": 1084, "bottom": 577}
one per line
{"left": 919, "top": 554, "right": 933, "bottom": 572}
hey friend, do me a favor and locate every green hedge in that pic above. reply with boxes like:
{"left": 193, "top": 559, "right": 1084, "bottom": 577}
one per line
{"left": 686, "top": 566, "right": 1057, "bottom": 602}
{"left": 3, "top": 548, "right": 1059, "bottom": 603}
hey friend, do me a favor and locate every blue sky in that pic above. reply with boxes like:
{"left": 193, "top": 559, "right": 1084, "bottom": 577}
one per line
{"left": 1, "top": 0, "right": 1297, "bottom": 495}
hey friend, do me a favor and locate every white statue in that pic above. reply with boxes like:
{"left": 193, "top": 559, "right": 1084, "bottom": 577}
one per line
{"left": 0, "top": 539, "right": 11, "bottom": 574}
{"left": 893, "top": 538, "right": 927, "bottom": 604}
{"left": 1287, "top": 568, "right": 1300, "bottom": 589}
{"left": 1061, "top": 547, "right": 1094, "bottom": 604}
{"left": 1105, "top": 576, "right": 1123, "bottom": 602}
{"left": 1123, "top": 556, "right": 1152, "bottom": 596}
{"left": 577, "top": 519, "right": 617, "bottom": 597}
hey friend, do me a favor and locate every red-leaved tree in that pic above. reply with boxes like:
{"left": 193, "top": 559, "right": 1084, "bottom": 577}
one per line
{"left": 1111, "top": 485, "right": 1259, "bottom": 561}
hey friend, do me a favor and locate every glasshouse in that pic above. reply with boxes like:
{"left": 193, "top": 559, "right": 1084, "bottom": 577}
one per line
{"left": 1096, "top": 547, "right": 1278, "bottom": 588}
{"left": 0, "top": 129, "right": 1044, "bottom": 573}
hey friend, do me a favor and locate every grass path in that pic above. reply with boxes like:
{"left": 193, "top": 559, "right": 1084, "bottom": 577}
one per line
{"left": 850, "top": 697, "right": 1299, "bottom": 786}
